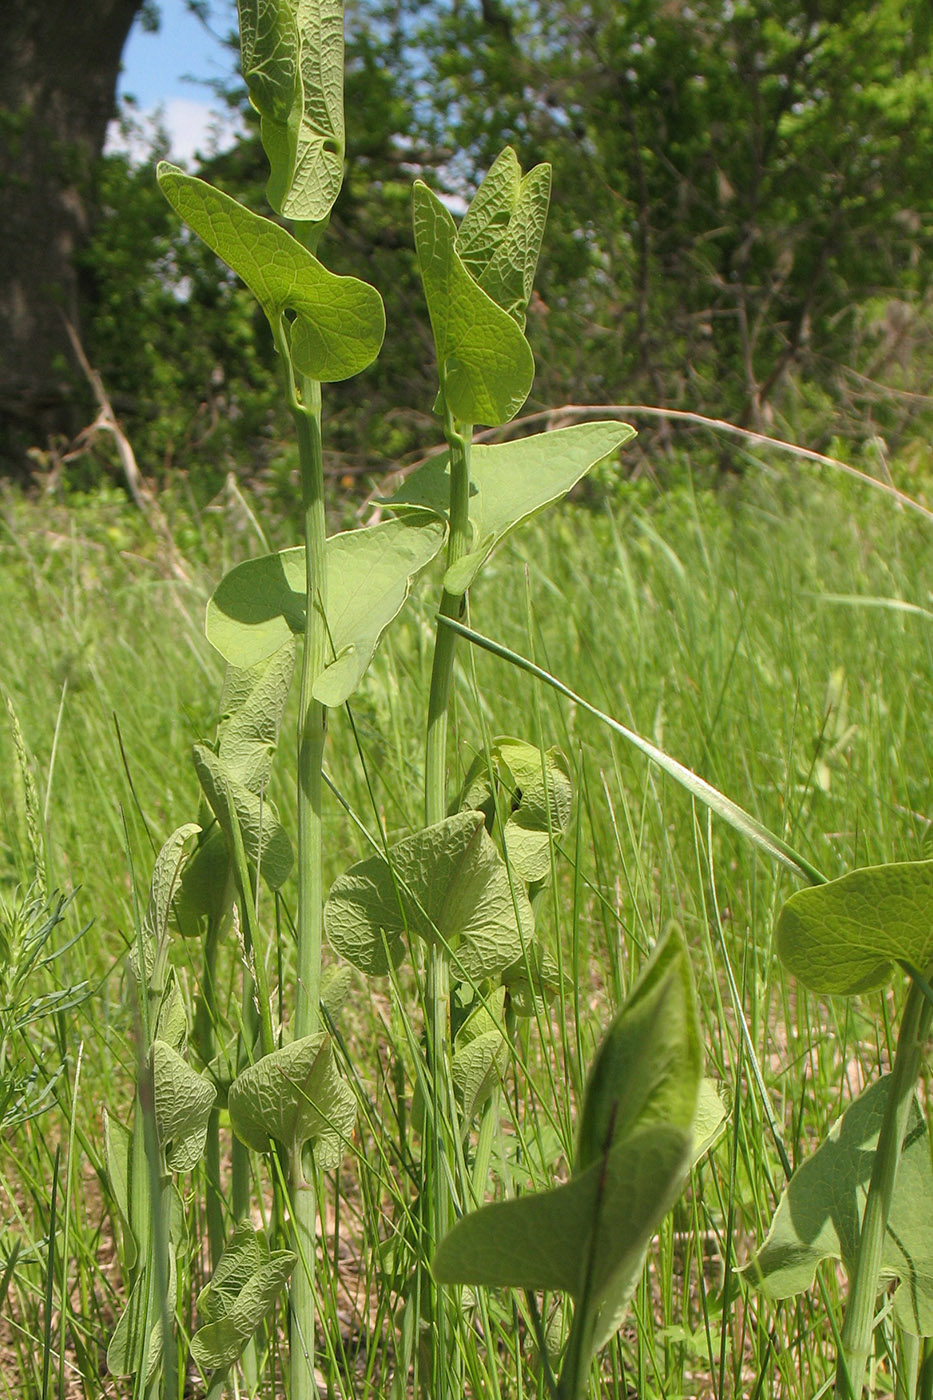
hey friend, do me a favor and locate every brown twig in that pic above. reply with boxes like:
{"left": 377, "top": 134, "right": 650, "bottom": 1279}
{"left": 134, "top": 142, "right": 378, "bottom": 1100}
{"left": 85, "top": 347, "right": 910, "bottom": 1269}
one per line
{"left": 63, "top": 320, "right": 190, "bottom": 581}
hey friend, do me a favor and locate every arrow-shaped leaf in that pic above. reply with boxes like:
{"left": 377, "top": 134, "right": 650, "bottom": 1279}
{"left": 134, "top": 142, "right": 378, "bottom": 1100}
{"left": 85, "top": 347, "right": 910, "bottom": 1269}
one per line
{"left": 157, "top": 164, "right": 384, "bottom": 382}
{"left": 390, "top": 422, "right": 634, "bottom": 595}
{"left": 413, "top": 180, "right": 534, "bottom": 425}
{"left": 204, "top": 513, "right": 446, "bottom": 700}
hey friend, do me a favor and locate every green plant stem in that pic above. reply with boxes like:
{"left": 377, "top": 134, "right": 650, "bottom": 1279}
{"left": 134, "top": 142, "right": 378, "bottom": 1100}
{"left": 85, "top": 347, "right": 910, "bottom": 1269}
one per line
{"left": 424, "top": 410, "right": 472, "bottom": 828}
{"left": 290, "top": 364, "right": 328, "bottom": 1400}
{"left": 196, "top": 911, "right": 226, "bottom": 1268}
{"left": 835, "top": 977, "right": 933, "bottom": 1399}
{"left": 422, "top": 407, "right": 472, "bottom": 1399}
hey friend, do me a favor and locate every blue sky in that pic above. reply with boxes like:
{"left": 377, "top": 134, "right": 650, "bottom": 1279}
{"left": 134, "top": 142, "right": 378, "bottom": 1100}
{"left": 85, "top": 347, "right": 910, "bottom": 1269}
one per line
{"left": 111, "top": 0, "right": 242, "bottom": 164}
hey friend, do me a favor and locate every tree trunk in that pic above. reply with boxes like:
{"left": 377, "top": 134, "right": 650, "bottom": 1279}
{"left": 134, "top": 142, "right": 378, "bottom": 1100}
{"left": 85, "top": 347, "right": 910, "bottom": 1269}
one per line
{"left": 0, "top": 0, "right": 142, "bottom": 474}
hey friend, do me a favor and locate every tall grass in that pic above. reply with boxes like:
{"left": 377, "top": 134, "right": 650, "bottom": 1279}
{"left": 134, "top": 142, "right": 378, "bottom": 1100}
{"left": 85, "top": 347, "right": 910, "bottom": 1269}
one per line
{"left": 1, "top": 456, "right": 930, "bottom": 1398}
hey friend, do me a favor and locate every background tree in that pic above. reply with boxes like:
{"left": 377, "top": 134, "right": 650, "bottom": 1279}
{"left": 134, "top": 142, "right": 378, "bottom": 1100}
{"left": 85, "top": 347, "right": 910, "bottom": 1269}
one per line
{"left": 410, "top": 0, "right": 933, "bottom": 448}
{"left": 0, "top": 0, "right": 148, "bottom": 472}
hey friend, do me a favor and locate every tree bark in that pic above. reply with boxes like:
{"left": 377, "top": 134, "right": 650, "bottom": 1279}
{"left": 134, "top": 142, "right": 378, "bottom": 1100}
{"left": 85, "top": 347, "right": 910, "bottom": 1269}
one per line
{"left": 0, "top": 0, "right": 142, "bottom": 474}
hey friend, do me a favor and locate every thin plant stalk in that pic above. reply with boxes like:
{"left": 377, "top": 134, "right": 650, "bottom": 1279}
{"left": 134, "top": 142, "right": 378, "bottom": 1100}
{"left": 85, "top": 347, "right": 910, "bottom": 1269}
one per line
{"left": 277, "top": 301, "right": 329, "bottom": 1400}
{"left": 422, "top": 406, "right": 473, "bottom": 1396}
{"left": 834, "top": 976, "right": 933, "bottom": 1400}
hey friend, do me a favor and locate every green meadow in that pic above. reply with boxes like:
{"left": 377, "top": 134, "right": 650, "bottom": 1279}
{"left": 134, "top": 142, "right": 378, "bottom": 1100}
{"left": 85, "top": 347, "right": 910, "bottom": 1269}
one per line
{"left": 2, "top": 453, "right": 931, "bottom": 1398}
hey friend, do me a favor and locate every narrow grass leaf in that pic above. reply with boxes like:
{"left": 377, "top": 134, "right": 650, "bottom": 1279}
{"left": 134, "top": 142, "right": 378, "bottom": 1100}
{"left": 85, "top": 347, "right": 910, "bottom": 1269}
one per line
{"left": 439, "top": 617, "right": 826, "bottom": 885}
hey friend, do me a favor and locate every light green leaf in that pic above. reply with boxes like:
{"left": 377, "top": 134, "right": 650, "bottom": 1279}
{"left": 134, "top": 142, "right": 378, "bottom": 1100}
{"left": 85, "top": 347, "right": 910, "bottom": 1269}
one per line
{"left": 204, "top": 513, "right": 446, "bottom": 700}
{"left": 412, "top": 180, "right": 534, "bottom": 425}
{"left": 691, "top": 1078, "right": 729, "bottom": 1160}
{"left": 776, "top": 860, "right": 933, "bottom": 995}
{"left": 325, "top": 810, "right": 533, "bottom": 980}
{"left": 193, "top": 744, "right": 293, "bottom": 891}
{"left": 192, "top": 1221, "right": 295, "bottom": 1371}
{"left": 217, "top": 644, "right": 296, "bottom": 792}
{"left": 144, "top": 824, "right": 201, "bottom": 948}
{"left": 742, "top": 1075, "right": 933, "bottom": 1335}
{"left": 320, "top": 962, "right": 354, "bottom": 1022}
{"left": 107, "top": 1273, "right": 164, "bottom": 1381}
{"left": 497, "top": 738, "right": 573, "bottom": 883}
{"left": 591, "top": 1074, "right": 729, "bottom": 1354}
{"left": 576, "top": 926, "right": 701, "bottom": 1171}
{"left": 390, "top": 422, "right": 635, "bottom": 594}
{"left": 452, "top": 1029, "right": 507, "bottom": 1129}
{"left": 456, "top": 147, "right": 522, "bottom": 279}
{"left": 433, "top": 925, "right": 701, "bottom": 1369}
{"left": 103, "top": 1110, "right": 136, "bottom": 1269}
{"left": 197, "top": 1221, "right": 266, "bottom": 1325}
{"left": 157, "top": 164, "right": 384, "bottom": 381}
{"left": 476, "top": 164, "right": 551, "bottom": 325}
{"left": 173, "top": 826, "right": 231, "bottom": 941}
{"left": 455, "top": 148, "right": 551, "bottom": 326}
{"left": 228, "top": 1033, "right": 356, "bottom": 1170}
{"left": 131, "top": 824, "right": 201, "bottom": 984}
{"left": 154, "top": 976, "right": 188, "bottom": 1053}
{"left": 500, "top": 942, "right": 565, "bottom": 1016}
{"left": 238, "top": 0, "right": 344, "bottom": 221}
{"left": 434, "top": 1121, "right": 690, "bottom": 1299}
{"left": 151, "top": 1040, "right": 217, "bottom": 1173}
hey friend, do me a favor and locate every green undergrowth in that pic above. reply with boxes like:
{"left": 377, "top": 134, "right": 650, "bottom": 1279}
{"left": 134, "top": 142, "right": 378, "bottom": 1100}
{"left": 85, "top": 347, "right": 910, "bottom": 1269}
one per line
{"left": 1, "top": 458, "right": 932, "bottom": 1398}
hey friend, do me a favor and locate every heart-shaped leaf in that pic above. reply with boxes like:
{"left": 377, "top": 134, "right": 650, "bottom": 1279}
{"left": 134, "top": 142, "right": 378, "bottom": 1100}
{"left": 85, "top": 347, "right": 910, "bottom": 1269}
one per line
{"left": 452, "top": 1030, "right": 507, "bottom": 1130}
{"left": 177, "top": 649, "right": 296, "bottom": 935}
{"left": 173, "top": 826, "right": 232, "bottom": 940}
{"left": 144, "top": 824, "right": 202, "bottom": 948}
{"left": 157, "top": 164, "right": 384, "bottom": 381}
{"left": 433, "top": 925, "right": 701, "bottom": 1370}
{"left": 742, "top": 1075, "right": 933, "bottom": 1335}
{"left": 776, "top": 860, "right": 933, "bottom": 995}
{"left": 192, "top": 1220, "right": 296, "bottom": 1371}
{"left": 413, "top": 180, "right": 534, "bottom": 426}
{"left": 228, "top": 1033, "right": 356, "bottom": 1170}
{"left": 193, "top": 744, "right": 293, "bottom": 891}
{"left": 238, "top": 0, "right": 345, "bottom": 222}
{"left": 151, "top": 1040, "right": 217, "bottom": 1173}
{"left": 390, "top": 422, "right": 635, "bottom": 594}
{"left": 325, "top": 810, "right": 534, "bottom": 980}
{"left": 456, "top": 147, "right": 523, "bottom": 280}
{"left": 204, "top": 514, "right": 446, "bottom": 699}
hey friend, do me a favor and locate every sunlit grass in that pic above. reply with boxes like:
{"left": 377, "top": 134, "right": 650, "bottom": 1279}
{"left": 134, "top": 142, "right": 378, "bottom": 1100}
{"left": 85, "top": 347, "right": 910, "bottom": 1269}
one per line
{"left": 1, "top": 457, "right": 931, "bottom": 1397}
